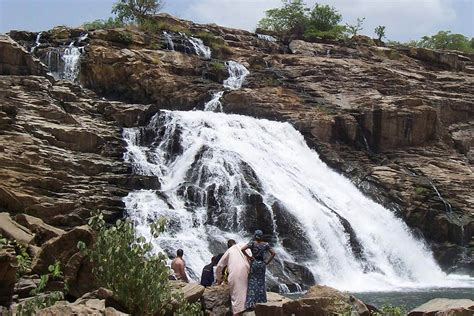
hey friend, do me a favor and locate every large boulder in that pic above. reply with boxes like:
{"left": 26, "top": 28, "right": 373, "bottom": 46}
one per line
{"left": 409, "top": 298, "right": 474, "bottom": 316}
{"left": 0, "top": 246, "right": 17, "bottom": 306}
{"left": 254, "top": 292, "right": 292, "bottom": 316}
{"left": 0, "top": 212, "right": 35, "bottom": 246}
{"left": 202, "top": 284, "right": 231, "bottom": 315}
{"left": 0, "top": 35, "right": 48, "bottom": 76}
{"left": 36, "top": 299, "right": 128, "bottom": 316}
{"left": 14, "top": 214, "right": 65, "bottom": 245}
{"left": 31, "top": 225, "right": 93, "bottom": 274}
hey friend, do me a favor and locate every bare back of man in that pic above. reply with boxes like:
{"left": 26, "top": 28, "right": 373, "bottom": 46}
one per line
{"left": 171, "top": 254, "right": 189, "bottom": 282}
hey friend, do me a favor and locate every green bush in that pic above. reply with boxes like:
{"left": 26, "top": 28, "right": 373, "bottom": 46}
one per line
{"left": 258, "top": 0, "right": 346, "bottom": 40}
{"left": 112, "top": 0, "right": 163, "bottom": 24}
{"left": 82, "top": 17, "right": 125, "bottom": 30}
{"left": 0, "top": 235, "right": 32, "bottom": 277}
{"left": 373, "top": 304, "right": 407, "bottom": 316}
{"left": 16, "top": 291, "right": 64, "bottom": 316}
{"left": 139, "top": 18, "right": 189, "bottom": 34}
{"left": 375, "top": 25, "right": 386, "bottom": 41}
{"left": 78, "top": 211, "right": 201, "bottom": 315}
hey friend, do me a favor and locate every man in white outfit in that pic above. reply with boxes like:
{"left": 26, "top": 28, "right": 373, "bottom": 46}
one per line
{"left": 216, "top": 239, "right": 251, "bottom": 315}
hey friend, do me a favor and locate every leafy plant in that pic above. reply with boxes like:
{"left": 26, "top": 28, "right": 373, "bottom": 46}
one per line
{"left": 258, "top": 0, "right": 308, "bottom": 34}
{"left": 16, "top": 291, "right": 64, "bottom": 316}
{"left": 415, "top": 186, "right": 429, "bottom": 196}
{"left": 345, "top": 17, "right": 365, "bottom": 37}
{"left": 258, "top": 1, "right": 346, "bottom": 40}
{"left": 79, "top": 211, "right": 201, "bottom": 315}
{"left": 373, "top": 304, "right": 407, "bottom": 316}
{"left": 82, "top": 17, "right": 125, "bottom": 30}
{"left": 0, "top": 236, "right": 32, "bottom": 277}
{"left": 210, "top": 61, "right": 226, "bottom": 72}
{"left": 112, "top": 0, "right": 164, "bottom": 24}
{"left": 375, "top": 25, "right": 386, "bottom": 41}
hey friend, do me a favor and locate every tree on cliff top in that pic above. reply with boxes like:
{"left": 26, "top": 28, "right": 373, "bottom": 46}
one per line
{"left": 258, "top": 1, "right": 345, "bottom": 40}
{"left": 112, "top": 0, "right": 164, "bottom": 24}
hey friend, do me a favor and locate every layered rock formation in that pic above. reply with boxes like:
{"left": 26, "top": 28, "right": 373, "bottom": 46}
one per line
{"left": 0, "top": 14, "right": 473, "bottom": 308}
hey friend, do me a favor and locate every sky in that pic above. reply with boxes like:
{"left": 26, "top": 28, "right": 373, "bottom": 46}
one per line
{"left": 1, "top": 0, "right": 473, "bottom": 41}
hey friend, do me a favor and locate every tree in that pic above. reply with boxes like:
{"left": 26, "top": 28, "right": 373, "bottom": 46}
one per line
{"left": 345, "top": 17, "right": 365, "bottom": 37}
{"left": 78, "top": 212, "right": 200, "bottom": 315}
{"left": 418, "top": 31, "right": 472, "bottom": 52}
{"left": 257, "top": 0, "right": 308, "bottom": 34}
{"left": 112, "top": 0, "right": 163, "bottom": 24}
{"left": 374, "top": 25, "right": 386, "bottom": 41}
{"left": 307, "top": 3, "right": 342, "bottom": 32}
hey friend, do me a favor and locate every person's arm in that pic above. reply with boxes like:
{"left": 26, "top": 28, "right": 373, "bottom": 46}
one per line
{"left": 241, "top": 243, "right": 253, "bottom": 261}
{"left": 266, "top": 247, "right": 276, "bottom": 265}
{"left": 215, "top": 251, "right": 229, "bottom": 284}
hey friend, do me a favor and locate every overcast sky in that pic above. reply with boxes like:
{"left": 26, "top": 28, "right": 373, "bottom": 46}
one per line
{"left": 1, "top": 0, "right": 473, "bottom": 41}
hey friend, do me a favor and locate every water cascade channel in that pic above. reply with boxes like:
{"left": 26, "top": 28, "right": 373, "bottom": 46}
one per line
{"left": 123, "top": 110, "right": 473, "bottom": 292}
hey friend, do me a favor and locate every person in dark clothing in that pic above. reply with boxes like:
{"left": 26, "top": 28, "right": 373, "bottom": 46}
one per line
{"left": 200, "top": 256, "right": 218, "bottom": 287}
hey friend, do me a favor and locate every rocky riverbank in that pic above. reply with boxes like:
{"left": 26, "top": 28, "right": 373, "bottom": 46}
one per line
{"left": 0, "top": 12, "right": 473, "bottom": 314}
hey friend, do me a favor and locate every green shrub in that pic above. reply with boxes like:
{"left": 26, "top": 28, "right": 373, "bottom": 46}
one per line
{"left": 375, "top": 25, "right": 386, "bottom": 41}
{"left": 82, "top": 17, "right": 125, "bottom": 30}
{"left": 415, "top": 186, "right": 429, "bottom": 195}
{"left": 373, "top": 304, "right": 407, "bottom": 316}
{"left": 0, "top": 235, "right": 32, "bottom": 277}
{"left": 16, "top": 291, "right": 64, "bottom": 316}
{"left": 78, "top": 211, "right": 201, "bottom": 315}
{"left": 258, "top": 1, "right": 346, "bottom": 40}
{"left": 210, "top": 61, "right": 225, "bottom": 72}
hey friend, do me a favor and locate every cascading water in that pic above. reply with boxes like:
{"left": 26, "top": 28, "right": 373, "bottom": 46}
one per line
{"left": 202, "top": 61, "right": 249, "bottom": 112}
{"left": 223, "top": 61, "right": 250, "bottom": 90}
{"left": 30, "top": 32, "right": 42, "bottom": 53}
{"left": 123, "top": 110, "right": 473, "bottom": 292}
{"left": 256, "top": 33, "right": 277, "bottom": 42}
{"left": 203, "top": 91, "right": 224, "bottom": 112}
{"left": 163, "top": 31, "right": 175, "bottom": 51}
{"left": 45, "top": 34, "right": 87, "bottom": 82}
{"left": 188, "top": 36, "right": 211, "bottom": 59}
{"left": 61, "top": 42, "right": 82, "bottom": 81}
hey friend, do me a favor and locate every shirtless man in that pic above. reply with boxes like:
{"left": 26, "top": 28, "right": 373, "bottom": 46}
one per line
{"left": 171, "top": 249, "right": 189, "bottom": 283}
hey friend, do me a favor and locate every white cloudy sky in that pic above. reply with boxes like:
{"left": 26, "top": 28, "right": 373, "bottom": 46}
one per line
{"left": 1, "top": 0, "right": 473, "bottom": 41}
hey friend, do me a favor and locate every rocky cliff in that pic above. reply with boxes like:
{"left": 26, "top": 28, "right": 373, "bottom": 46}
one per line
{"left": 1, "top": 13, "right": 473, "bottom": 286}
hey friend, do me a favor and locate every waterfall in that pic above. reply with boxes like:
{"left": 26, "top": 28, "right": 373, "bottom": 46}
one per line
{"left": 123, "top": 110, "right": 473, "bottom": 292}
{"left": 45, "top": 39, "right": 84, "bottom": 82}
{"left": 257, "top": 34, "right": 277, "bottom": 42}
{"left": 30, "top": 32, "right": 42, "bottom": 53}
{"left": 203, "top": 61, "right": 249, "bottom": 112}
{"left": 223, "top": 61, "right": 250, "bottom": 90}
{"left": 188, "top": 36, "right": 211, "bottom": 59}
{"left": 163, "top": 31, "right": 175, "bottom": 51}
{"left": 61, "top": 42, "right": 82, "bottom": 82}
{"left": 203, "top": 91, "right": 224, "bottom": 112}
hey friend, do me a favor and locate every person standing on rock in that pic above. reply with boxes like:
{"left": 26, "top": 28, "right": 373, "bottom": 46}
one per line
{"left": 241, "top": 229, "right": 276, "bottom": 310}
{"left": 216, "top": 239, "right": 251, "bottom": 315}
{"left": 200, "top": 256, "right": 218, "bottom": 287}
{"left": 171, "top": 249, "right": 189, "bottom": 283}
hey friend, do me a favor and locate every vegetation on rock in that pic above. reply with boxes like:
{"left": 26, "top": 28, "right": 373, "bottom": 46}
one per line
{"left": 78, "top": 211, "right": 201, "bottom": 315}
{"left": 374, "top": 25, "right": 386, "bottom": 41}
{"left": 112, "top": 0, "right": 164, "bottom": 24}
{"left": 389, "top": 30, "right": 474, "bottom": 53}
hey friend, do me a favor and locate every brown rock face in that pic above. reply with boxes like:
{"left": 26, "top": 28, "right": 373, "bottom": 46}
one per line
{"left": 0, "top": 246, "right": 17, "bottom": 306}
{"left": 0, "top": 35, "right": 48, "bottom": 76}
{"left": 3, "top": 13, "right": 474, "bottom": 279}
{"left": 408, "top": 298, "right": 474, "bottom": 316}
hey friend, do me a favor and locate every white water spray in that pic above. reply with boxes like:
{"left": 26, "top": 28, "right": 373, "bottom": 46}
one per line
{"left": 163, "top": 31, "right": 175, "bottom": 51}
{"left": 188, "top": 37, "right": 211, "bottom": 59}
{"left": 203, "top": 91, "right": 224, "bottom": 112}
{"left": 30, "top": 32, "right": 42, "bottom": 53}
{"left": 223, "top": 61, "right": 250, "bottom": 90}
{"left": 257, "top": 34, "right": 277, "bottom": 42}
{"left": 123, "top": 111, "right": 473, "bottom": 292}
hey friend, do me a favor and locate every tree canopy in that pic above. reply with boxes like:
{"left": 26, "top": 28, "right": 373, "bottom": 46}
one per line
{"left": 258, "top": 0, "right": 346, "bottom": 40}
{"left": 112, "top": 0, "right": 164, "bottom": 24}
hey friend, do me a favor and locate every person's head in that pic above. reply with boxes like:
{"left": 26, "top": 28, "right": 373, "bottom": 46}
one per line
{"left": 176, "top": 249, "right": 184, "bottom": 258}
{"left": 227, "top": 239, "right": 236, "bottom": 248}
{"left": 211, "top": 256, "right": 218, "bottom": 266}
{"left": 254, "top": 230, "right": 263, "bottom": 241}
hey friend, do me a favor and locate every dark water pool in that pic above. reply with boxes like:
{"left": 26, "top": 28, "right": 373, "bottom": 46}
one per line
{"left": 352, "top": 288, "right": 473, "bottom": 310}
{"left": 284, "top": 288, "right": 473, "bottom": 311}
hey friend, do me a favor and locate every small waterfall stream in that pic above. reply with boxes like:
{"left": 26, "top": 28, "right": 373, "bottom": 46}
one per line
{"left": 30, "top": 32, "right": 42, "bottom": 53}
{"left": 123, "top": 111, "right": 473, "bottom": 292}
